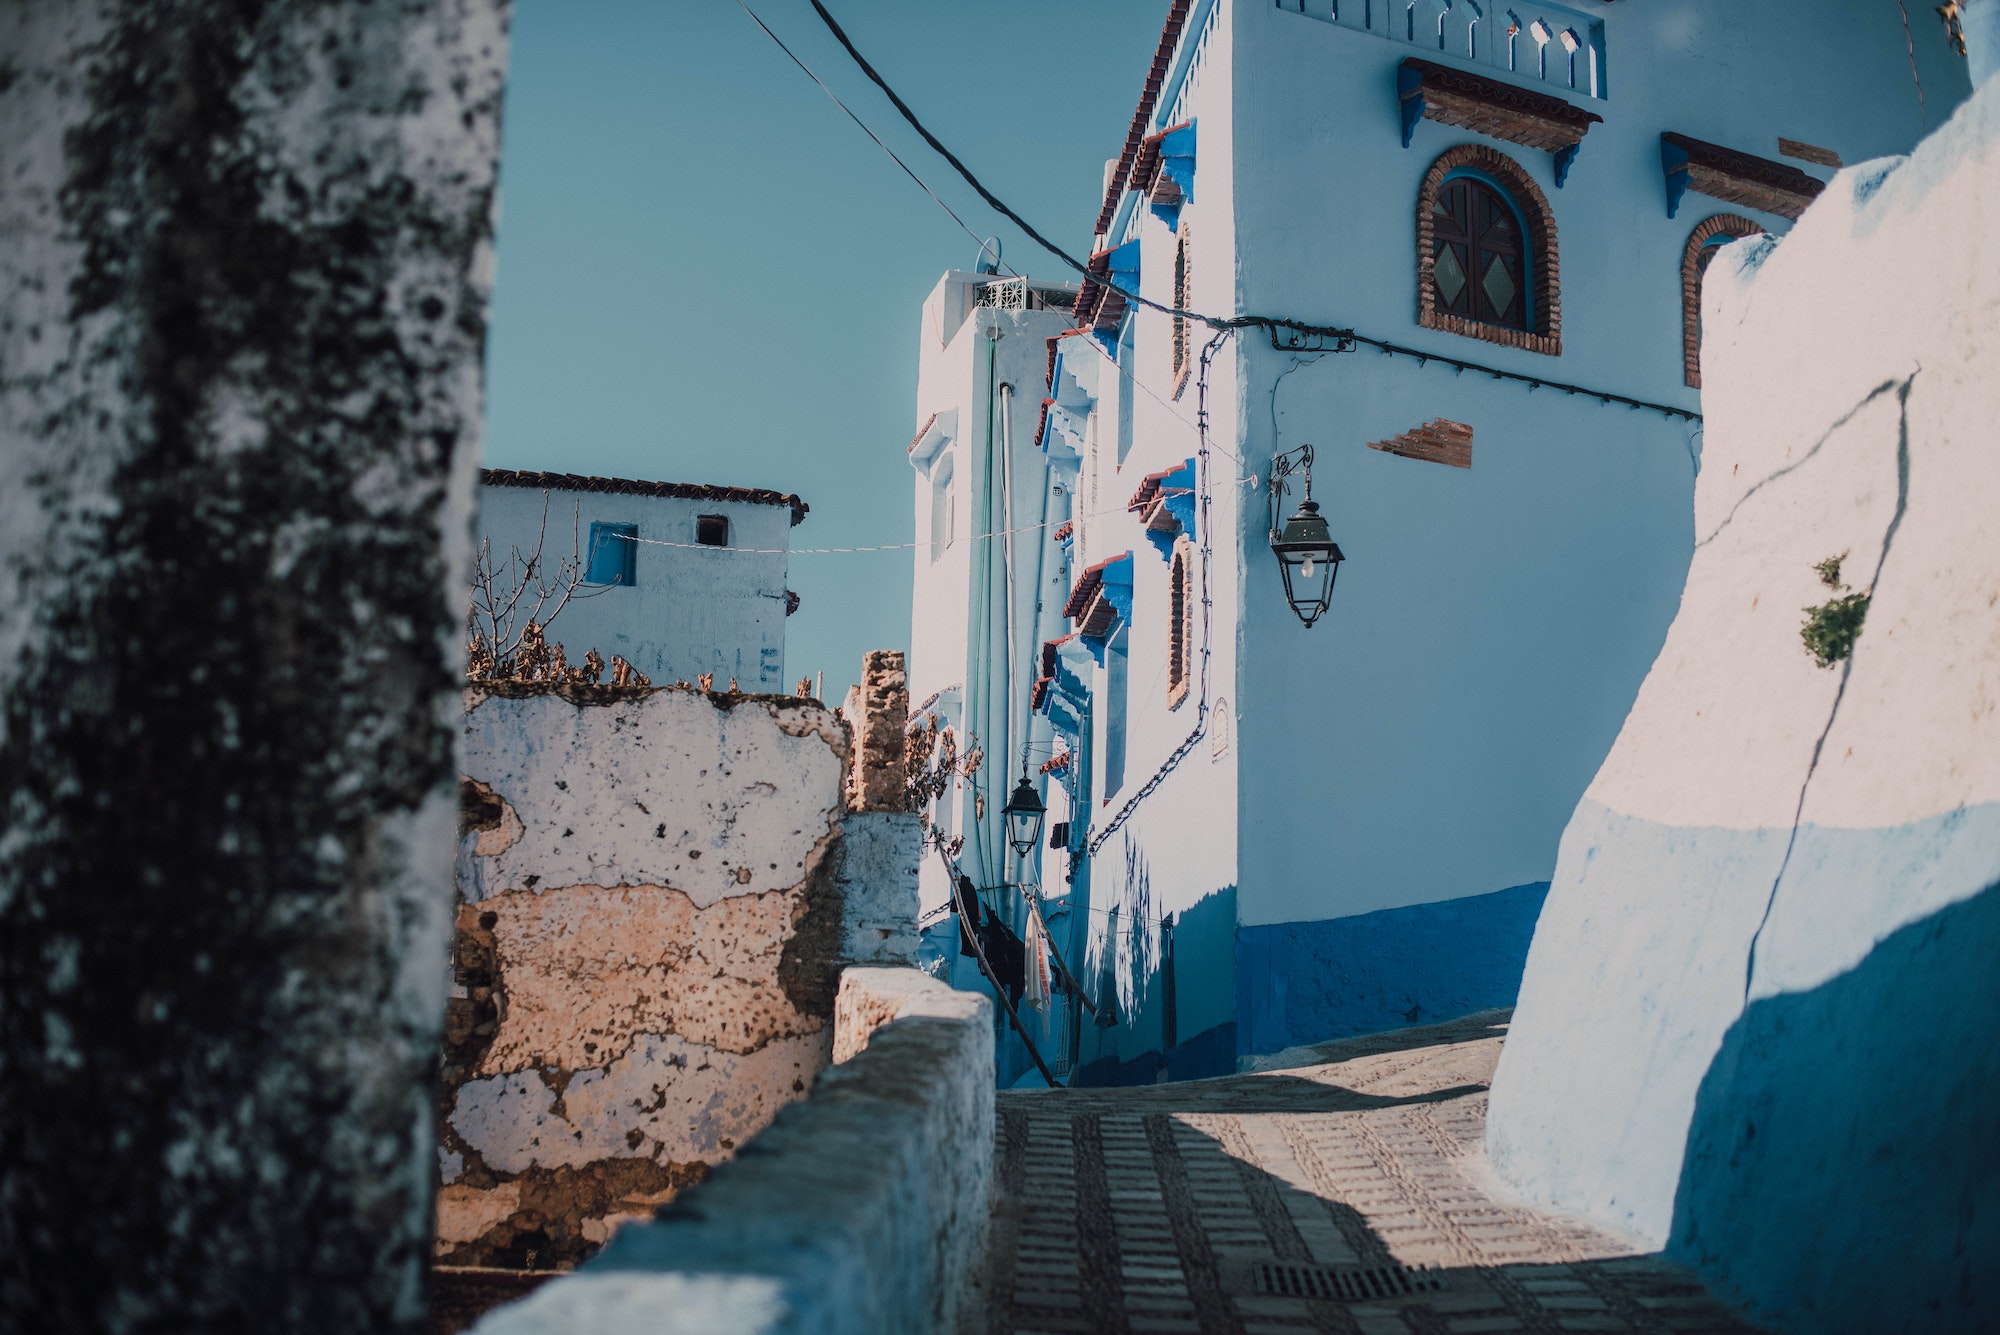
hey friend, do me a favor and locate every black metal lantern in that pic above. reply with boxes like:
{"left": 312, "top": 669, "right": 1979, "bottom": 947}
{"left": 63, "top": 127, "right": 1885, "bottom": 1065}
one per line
{"left": 1002, "top": 773, "right": 1046, "bottom": 860}
{"left": 1268, "top": 444, "right": 1345, "bottom": 628}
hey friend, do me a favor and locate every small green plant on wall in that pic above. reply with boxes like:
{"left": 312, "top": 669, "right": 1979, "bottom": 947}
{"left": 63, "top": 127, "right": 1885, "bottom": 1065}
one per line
{"left": 1802, "top": 552, "right": 1871, "bottom": 668}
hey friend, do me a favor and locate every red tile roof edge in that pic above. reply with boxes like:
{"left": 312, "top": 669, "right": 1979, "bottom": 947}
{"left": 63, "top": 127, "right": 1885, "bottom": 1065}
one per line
{"left": 1127, "top": 463, "right": 1186, "bottom": 511}
{"left": 481, "top": 470, "right": 808, "bottom": 526}
{"left": 906, "top": 412, "right": 940, "bottom": 455}
{"left": 1093, "top": 0, "right": 1196, "bottom": 240}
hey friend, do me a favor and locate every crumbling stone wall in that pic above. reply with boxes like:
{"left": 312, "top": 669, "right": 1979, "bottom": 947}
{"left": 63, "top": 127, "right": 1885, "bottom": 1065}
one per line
{"left": 846, "top": 649, "right": 909, "bottom": 812}
{"left": 441, "top": 681, "right": 918, "bottom": 1269}
{"left": 0, "top": 3, "right": 506, "bottom": 1332}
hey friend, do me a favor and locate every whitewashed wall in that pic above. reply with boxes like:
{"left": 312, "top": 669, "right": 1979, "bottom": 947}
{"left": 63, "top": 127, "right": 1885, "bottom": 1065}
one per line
{"left": 1487, "top": 76, "right": 2000, "bottom": 1334}
{"left": 440, "top": 683, "right": 917, "bottom": 1268}
{"left": 477, "top": 483, "right": 795, "bottom": 691}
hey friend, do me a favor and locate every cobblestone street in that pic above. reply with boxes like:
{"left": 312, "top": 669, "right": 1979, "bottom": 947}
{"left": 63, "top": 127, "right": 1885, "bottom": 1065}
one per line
{"left": 968, "top": 1014, "right": 1760, "bottom": 1335}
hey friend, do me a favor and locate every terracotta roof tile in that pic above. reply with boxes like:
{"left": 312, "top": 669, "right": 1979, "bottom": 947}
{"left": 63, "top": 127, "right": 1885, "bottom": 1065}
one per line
{"left": 1093, "top": 0, "right": 1195, "bottom": 239}
{"left": 481, "top": 470, "right": 808, "bottom": 526}
{"left": 907, "top": 412, "right": 940, "bottom": 454}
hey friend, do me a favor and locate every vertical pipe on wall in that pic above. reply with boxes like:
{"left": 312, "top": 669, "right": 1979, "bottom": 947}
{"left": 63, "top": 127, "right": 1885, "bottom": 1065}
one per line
{"left": 998, "top": 379, "right": 1017, "bottom": 904}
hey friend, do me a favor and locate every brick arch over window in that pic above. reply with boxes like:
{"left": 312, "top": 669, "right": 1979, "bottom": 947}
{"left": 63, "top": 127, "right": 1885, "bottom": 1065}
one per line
{"left": 1682, "top": 213, "right": 1766, "bottom": 388}
{"left": 1417, "top": 144, "right": 1561, "bottom": 357}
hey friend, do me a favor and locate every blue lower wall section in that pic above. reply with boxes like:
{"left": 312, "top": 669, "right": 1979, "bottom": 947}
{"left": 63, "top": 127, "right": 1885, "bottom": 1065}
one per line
{"left": 1074, "top": 1020, "right": 1236, "bottom": 1088}
{"left": 1235, "top": 881, "right": 1549, "bottom": 1055}
{"left": 1668, "top": 877, "right": 2000, "bottom": 1334}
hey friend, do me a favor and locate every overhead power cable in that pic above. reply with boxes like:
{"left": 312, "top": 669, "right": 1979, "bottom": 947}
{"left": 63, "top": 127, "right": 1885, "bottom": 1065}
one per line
{"left": 732, "top": 0, "right": 1018, "bottom": 274}
{"left": 804, "top": 0, "right": 1202, "bottom": 326}
{"left": 795, "top": 0, "right": 1702, "bottom": 424}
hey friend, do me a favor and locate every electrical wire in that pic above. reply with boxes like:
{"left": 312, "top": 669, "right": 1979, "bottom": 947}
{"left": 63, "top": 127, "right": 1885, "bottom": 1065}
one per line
{"left": 731, "top": 0, "right": 1019, "bottom": 275}
{"left": 804, "top": 0, "right": 1238, "bottom": 331}
{"left": 801, "top": 0, "right": 1703, "bottom": 425}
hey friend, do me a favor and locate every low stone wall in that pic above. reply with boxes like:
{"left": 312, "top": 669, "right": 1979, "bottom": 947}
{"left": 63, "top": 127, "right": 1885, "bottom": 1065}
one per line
{"left": 472, "top": 968, "right": 994, "bottom": 1335}
{"left": 439, "top": 682, "right": 919, "bottom": 1268}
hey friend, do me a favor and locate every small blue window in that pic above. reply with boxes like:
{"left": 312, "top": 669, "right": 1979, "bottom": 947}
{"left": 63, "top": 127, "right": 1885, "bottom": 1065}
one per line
{"left": 585, "top": 522, "right": 637, "bottom": 586}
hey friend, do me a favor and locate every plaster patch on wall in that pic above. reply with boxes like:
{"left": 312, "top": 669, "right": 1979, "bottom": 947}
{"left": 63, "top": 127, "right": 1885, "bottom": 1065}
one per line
{"left": 437, "top": 1181, "right": 522, "bottom": 1246}
{"left": 461, "top": 777, "right": 524, "bottom": 857}
{"left": 478, "top": 881, "right": 825, "bottom": 1073}
{"left": 461, "top": 690, "right": 845, "bottom": 908}
{"left": 443, "top": 679, "right": 916, "bottom": 1270}
{"left": 450, "top": 1031, "right": 830, "bottom": 1174}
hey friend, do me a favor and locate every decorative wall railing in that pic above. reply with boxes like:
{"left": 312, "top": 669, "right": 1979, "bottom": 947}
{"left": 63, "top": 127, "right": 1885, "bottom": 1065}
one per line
{"left": 1276, "top": 0, "right": 1608, "bottom": 101}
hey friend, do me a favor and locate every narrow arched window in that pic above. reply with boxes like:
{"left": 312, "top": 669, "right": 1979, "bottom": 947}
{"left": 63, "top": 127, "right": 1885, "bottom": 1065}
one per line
{"left": 1170, "top": 226, "right": 1192, "bottom": 395}
{"left": 1167, "top": 536, "right": 1194, "bottom": 711}
{"left": 1431, "top": 176, "right": 1527, "bottom": 331}
{"left": 1417, "top": 146, "right": 1561, "bottom": 356}
{"left": 1681, "top": 214, "right": 1765, "bottom": 388}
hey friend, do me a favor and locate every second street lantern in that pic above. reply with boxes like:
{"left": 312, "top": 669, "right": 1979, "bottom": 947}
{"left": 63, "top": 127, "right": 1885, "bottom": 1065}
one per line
{"left": 1002, "top": 774, "right": 1046, "bottom": 860}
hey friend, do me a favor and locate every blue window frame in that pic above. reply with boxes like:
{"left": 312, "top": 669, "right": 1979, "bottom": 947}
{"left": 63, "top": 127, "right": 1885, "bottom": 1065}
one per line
{"left": 585, "top": 521, "right": 637, "bottom": 586}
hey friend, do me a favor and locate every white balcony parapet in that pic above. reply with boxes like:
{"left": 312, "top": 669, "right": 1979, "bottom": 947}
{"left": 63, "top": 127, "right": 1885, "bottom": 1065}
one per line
{"left": 1276, "top": 0, "right": 1609, "bottom": 101}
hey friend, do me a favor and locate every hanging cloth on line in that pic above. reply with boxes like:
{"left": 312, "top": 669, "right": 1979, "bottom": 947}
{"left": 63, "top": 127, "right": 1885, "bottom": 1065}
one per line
{"left": 1022, "top": 901, "right": 1052, "bottom": 1013}
{"left": 956, "top": 873, "right": 982, "bottom": 957}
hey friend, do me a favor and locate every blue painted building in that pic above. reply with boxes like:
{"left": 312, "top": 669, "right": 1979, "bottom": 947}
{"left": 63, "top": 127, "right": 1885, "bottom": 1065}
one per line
{"left": 912, "top": 0, "right": 1971, "bottom": 1085}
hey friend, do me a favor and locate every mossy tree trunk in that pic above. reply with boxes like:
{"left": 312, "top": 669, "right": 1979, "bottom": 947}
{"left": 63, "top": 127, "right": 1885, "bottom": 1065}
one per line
{"left": 0, "top": 2, "right": 508, "bottom": 1329}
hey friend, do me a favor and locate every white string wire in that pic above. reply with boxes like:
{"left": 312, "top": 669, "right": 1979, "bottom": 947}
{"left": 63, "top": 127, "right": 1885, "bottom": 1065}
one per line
{"left": 603, "top": 486, "right": 1232, "bottom": 557}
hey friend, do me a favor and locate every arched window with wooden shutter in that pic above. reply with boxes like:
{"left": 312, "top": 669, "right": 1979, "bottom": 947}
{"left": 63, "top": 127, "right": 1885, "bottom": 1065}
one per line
{"left": 1681, "top": 214, "right": 1765, "bottom": 388}
{"left": 1416, "top": 145, "right": 1561, "bottom": 356}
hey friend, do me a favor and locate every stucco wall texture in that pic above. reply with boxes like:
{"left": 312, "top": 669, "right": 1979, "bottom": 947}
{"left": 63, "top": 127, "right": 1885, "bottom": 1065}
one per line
{"left": 473, "top": 969, "right": 995, "bottom": 1335}
{"left": 441, "top": 683, "right": 887, "bottom": 1268}
{"left": 1486, "top": 74, "right": 2000, "bottom": 1334}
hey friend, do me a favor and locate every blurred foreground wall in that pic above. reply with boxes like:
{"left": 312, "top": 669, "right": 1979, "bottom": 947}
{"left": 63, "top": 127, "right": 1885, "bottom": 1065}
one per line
{"left": 0, "top": 3, "right": 508, "bottom": 1329}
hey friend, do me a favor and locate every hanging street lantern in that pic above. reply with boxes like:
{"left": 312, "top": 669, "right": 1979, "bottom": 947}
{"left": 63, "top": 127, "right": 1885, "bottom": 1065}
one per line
{"left": 1268, "top": 444, "right": 1345, "bottom": 628}
{"left": 1002, "top": 773, "right": 1046, "bottom": 860}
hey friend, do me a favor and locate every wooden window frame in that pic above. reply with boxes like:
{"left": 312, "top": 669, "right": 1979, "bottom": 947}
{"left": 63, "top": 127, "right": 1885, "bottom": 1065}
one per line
{"left": 1430, "top": 177, "right": 1529, "bottom": 331}
{"left": 1417, "top": 145, "right": 1561, "bottom": 357}
{"left": 1681, "top": 213, "right": 1764, "bottom": 389}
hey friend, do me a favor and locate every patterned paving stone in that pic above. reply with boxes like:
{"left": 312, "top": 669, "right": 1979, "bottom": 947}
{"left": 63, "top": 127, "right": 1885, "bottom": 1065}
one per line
{"left": 966, "top": 1013, "right": 1761, "bottom": 1335}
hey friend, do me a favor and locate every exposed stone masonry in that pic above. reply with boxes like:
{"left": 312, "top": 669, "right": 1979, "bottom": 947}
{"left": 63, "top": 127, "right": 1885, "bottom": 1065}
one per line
{"left": 847, "top": 649, "right": 911, "bottom": 812}
{"left": 1368, "top": 420, "right": 1474, "bottom": 471}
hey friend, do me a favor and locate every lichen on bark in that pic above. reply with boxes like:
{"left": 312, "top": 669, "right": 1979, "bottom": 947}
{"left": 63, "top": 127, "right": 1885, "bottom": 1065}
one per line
{"left": 0, "top": 3, "right": 509, "bottom": 1331}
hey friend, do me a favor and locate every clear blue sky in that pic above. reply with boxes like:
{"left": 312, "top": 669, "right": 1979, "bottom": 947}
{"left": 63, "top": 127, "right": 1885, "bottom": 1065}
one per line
{"left": 483, "top": 0, "right": 1165, "bottom": 701}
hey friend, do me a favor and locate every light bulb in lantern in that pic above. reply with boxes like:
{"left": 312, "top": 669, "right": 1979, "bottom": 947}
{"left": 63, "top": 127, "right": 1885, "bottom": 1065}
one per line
{"left": 1301, "top": 556, "right": 1316, "bottom": 579}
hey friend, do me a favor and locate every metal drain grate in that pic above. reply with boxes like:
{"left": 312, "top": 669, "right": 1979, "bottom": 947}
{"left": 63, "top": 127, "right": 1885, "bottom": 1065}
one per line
{"left": 1250, "top": 1260, "right": 1448, "bottom": 1303}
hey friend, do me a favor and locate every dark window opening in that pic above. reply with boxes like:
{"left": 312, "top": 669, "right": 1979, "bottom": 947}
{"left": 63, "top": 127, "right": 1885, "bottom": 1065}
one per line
{"left": 1168, "top": 546, "right": 1191, "bottom": 708}
{"left": 696, "top": 514, "right": 729, "bottom": 547}
{"left": 1171, "top": 228, "right": 1190, "bottom": 383}
{"left": 585, "top": 521, "right": 638, "bottom": 587}
{"left": 1431, "top": 176, "right": 1528, "bottom": 332}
